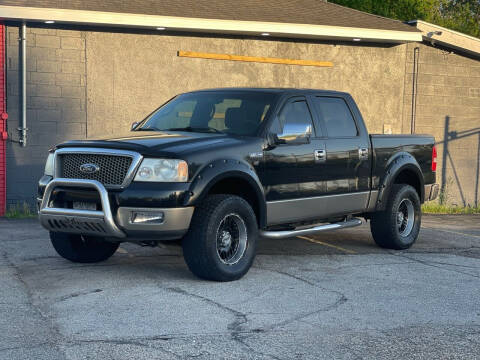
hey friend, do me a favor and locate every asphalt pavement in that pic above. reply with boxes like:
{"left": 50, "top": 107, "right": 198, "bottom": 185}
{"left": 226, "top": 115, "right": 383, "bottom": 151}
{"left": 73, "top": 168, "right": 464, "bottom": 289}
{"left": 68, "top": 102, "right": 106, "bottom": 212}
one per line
{"left": 0, "top": 215, "right": 479, "bottom": 359}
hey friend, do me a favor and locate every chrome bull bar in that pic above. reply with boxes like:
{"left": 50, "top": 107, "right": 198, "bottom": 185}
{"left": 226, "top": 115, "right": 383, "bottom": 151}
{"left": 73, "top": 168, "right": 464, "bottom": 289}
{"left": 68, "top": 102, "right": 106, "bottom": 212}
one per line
{"left": 39, "top": 178, "right": 126, "bottom": 238}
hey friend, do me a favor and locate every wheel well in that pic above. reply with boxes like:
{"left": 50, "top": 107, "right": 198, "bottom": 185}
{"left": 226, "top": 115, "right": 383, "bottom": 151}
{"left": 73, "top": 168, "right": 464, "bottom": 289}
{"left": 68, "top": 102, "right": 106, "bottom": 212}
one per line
{"left": 393, "top": 169, "right": 422, "bottom": 201}
{"left": 207, "top": 177, "right": 262, "bottom": 226}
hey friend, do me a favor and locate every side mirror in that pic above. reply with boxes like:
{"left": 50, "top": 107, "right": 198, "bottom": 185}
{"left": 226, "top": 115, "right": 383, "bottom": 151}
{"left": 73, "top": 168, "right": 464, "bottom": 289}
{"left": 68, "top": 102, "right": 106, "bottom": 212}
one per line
{"left": 276, "top": 123, "right": 312, "bottom": 145}
{"left": 131, "top": 122, "right": 139, "bottom": 131}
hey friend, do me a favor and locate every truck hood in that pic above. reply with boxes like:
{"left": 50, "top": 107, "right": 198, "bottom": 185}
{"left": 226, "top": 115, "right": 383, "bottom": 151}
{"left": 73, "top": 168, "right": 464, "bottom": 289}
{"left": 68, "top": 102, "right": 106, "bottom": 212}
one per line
{"left": 56, "top": 131, "right": 254, "bottom": 156}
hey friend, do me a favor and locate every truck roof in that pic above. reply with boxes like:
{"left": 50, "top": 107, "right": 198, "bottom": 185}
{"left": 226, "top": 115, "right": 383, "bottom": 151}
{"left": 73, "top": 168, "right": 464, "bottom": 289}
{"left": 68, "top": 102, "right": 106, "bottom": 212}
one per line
{"left": 184, "top": 87, "right": 349, "bottom": 96}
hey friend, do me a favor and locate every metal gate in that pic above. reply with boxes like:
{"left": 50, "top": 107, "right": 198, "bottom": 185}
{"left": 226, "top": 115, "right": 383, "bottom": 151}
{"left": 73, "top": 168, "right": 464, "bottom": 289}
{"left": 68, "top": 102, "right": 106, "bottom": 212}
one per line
{"left": 0, "top": 23, "right": 7, "bottom": 216}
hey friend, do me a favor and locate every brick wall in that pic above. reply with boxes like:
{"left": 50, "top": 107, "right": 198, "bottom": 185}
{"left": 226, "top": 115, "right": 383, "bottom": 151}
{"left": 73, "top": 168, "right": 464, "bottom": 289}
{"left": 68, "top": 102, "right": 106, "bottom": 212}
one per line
{"left": 5, "top": 26, "right": 86, "bottom": 208}
{"left": 403, "top": 42, "right": 480, "bottom": 206}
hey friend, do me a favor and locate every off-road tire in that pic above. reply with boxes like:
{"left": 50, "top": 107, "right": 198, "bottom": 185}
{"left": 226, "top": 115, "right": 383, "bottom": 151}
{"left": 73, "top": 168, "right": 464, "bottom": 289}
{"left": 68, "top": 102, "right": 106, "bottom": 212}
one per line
{"left": 370, "top": 184, "right": 421, "bottom": 250}
{"left": 50, "top": 232, "right": 120, "bottom": 263}
{"left": 182, "top": 194, "right": 258, "bottom": 281}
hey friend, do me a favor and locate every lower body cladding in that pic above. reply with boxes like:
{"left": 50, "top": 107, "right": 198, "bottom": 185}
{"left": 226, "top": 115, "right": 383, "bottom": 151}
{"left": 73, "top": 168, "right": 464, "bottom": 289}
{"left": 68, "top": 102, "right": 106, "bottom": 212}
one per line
{"left": 261, "top": 184, "right": 439, "bottom": 239}
{"left": 38, "top": 178, "right": 194, "bottom": 241}
{"left": 266, "top": 191, "right": 376, "bottom": 226}
{"left": 265, "top": 183, "right": 439, "bottom": 228}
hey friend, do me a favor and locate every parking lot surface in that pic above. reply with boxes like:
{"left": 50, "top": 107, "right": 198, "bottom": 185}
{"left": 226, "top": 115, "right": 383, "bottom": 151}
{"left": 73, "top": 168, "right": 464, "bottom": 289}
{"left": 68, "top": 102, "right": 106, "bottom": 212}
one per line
{"left": 1, "top": 215, "right": 479, "bottom": 359}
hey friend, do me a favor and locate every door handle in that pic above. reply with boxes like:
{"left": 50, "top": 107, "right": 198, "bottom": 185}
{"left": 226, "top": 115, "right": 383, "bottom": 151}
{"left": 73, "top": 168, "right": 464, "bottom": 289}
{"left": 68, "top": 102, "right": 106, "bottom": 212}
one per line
{"left": 314, "top": 149, "right": 326, "bottom": 163}
{"left": 358, "top": 147, "right": 369, "bottom": 160}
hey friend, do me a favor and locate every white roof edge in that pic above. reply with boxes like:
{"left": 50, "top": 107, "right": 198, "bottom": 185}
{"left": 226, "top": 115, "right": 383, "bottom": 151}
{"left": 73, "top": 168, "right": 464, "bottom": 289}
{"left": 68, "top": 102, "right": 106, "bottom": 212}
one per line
{"left": 409, "top": 19, "right": 480, "bottom": 57}
{"left": 409, "top": 20, "right": 480, "bottom": 43}
{"left": 0, "top": 5, "right": 422, "bottom": 43}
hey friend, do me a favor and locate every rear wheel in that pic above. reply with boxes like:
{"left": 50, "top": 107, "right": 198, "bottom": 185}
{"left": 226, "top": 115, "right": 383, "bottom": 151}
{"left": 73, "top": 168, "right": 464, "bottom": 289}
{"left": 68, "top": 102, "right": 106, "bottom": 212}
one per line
{"left": 370, "top": 184, "right": 421, "bottom": 250}
{"left": 182, "top": 194, "right": 258, "bottom": 281}
{"left": 50, "top": 232, "right": 120, "bottom": 263}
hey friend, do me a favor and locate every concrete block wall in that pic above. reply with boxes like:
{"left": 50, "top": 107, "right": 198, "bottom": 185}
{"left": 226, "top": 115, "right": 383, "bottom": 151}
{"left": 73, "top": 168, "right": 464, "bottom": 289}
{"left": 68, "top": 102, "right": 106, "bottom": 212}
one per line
{"left": 5, "top": 26, "right": 86, "bottom": 208}
{"left": 403, "top": 42, "right": 480, "bottom": 206}
{"left": 85, "top": 32, "right": 407, "bottom": 138}
{"left": 4, "top": 25, "right": 480, "bottom": 208}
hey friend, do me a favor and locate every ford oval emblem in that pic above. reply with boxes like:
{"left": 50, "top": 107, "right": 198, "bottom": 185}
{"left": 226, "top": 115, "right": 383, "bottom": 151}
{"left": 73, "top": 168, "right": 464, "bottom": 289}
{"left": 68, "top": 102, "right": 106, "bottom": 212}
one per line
{"left": 79, "top": 163, "right": 100, "bottom": 174}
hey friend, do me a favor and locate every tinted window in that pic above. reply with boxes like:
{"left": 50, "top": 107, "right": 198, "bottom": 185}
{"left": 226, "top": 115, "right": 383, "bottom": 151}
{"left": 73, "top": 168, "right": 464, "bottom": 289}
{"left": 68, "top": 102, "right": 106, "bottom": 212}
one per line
{"left": 138, "top": 92, "right": 275, "bottom": 136}
{"left": 314, "top": 97, "right": 357, "bottom": 137}
{"left": 278, "top": 100, "right": 314, "bottom": 131}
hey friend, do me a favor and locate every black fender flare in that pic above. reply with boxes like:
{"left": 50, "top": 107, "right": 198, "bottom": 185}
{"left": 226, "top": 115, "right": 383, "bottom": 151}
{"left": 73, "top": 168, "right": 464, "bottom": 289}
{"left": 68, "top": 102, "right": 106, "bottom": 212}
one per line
{"left": 184, "top": 159, "right": 267, "bottom": 228}
{"left": 375, "top": 152, "right": 425, "bottom": 211}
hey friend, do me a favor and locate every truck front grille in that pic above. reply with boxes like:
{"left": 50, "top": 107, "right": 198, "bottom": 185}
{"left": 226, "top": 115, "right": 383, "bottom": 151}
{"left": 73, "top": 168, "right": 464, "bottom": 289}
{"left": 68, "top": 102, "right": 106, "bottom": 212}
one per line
{"left": 58, "top": 153, "right": 133, "bottom": 187}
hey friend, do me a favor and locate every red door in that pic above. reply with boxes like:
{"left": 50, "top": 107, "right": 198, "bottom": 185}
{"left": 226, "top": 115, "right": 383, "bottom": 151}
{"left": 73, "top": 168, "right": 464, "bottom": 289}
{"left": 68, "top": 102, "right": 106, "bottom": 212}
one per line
{"left": 0, "top": 23, "right": 7, "bottom": 216}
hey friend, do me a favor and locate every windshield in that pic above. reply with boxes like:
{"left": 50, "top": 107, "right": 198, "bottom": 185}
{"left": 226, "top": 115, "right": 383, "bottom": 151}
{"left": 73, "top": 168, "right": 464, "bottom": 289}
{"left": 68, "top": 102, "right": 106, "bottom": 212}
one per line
{"left": 137, "top": 91, "right": 276, "bottom": 136}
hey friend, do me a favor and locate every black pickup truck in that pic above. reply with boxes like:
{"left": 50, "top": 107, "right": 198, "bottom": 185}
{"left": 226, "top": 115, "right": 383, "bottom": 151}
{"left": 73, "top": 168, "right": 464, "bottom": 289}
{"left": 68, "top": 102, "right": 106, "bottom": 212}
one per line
{"left": 38, "top": 88, "right": 438, "bottom": 281}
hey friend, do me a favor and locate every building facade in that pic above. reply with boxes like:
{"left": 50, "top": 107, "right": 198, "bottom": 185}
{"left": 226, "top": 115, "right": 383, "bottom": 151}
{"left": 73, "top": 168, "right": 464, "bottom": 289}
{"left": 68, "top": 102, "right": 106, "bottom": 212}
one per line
{"left": 0, "top": 1, "right": 479, "bottom": 213}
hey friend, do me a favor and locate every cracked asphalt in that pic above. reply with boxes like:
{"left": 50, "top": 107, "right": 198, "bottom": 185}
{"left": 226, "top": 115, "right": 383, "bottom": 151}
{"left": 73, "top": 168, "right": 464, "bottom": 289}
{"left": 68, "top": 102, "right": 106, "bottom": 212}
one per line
{"left": 1, "top": 215, "right": 480, "bottom": 359}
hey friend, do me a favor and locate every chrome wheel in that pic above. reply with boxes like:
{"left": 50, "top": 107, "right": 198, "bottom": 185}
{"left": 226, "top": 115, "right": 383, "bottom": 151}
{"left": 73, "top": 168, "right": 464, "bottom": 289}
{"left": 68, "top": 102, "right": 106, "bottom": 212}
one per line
{"left": 397, "top": 198, "right": 415, "bottom": 237}
{"left": 216, "top": 213, "right": 248, "bottom": 265}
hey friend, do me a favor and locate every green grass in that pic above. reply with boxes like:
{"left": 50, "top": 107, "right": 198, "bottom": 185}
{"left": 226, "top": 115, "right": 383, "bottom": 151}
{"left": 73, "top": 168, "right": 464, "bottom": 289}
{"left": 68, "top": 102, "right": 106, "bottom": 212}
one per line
{"left": 3, "top": 202, "right": 37, "bottom": 219}
{"left": 422, "top": 203, "right": 480, "bottom": 214}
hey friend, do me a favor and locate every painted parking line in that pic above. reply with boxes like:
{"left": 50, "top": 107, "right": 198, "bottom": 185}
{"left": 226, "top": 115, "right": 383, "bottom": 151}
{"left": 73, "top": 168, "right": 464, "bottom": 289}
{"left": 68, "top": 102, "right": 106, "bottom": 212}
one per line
{"left": 423, "top": 227, "right": 480, "bottom": 240}
{"left": 297, "top": 235, "right": 357, "bottom": 254}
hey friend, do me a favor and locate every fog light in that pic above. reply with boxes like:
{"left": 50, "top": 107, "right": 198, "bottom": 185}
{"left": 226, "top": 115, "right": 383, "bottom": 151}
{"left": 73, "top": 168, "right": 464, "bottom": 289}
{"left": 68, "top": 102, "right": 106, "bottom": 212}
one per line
{"left": 131, "top": 211, "right": 164, "bottom": 224}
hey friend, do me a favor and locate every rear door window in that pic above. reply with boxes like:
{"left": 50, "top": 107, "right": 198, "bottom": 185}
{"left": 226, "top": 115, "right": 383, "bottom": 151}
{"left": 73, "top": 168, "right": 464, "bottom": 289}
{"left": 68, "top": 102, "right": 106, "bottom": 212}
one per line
{"left": 313, "top": 97, "right": 357, "bottom": 137}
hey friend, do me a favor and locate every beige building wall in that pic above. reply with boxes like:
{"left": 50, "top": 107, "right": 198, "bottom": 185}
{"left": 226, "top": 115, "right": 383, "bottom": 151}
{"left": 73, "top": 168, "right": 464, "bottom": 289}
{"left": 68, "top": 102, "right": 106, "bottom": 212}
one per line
{"left": 6, "top": 26, "right": 480, "bottom": 207}
{"left": 403, "top": 42, "right": 480, "bottom": 206}
{"left": 86, "top": 32, "right": 480, "bottom": 206}
{"left": 5, "top": 26, "right": 87, "bottom": 207}
{"left": 85, "top": 32, "right": 408, "bottom": 138}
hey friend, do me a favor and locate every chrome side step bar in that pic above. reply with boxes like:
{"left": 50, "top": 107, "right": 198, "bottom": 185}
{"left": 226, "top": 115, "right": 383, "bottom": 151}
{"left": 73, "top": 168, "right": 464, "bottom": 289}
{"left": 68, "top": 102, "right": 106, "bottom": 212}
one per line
{"left": 260, "top": 218, "right": 363, "bottom": 239}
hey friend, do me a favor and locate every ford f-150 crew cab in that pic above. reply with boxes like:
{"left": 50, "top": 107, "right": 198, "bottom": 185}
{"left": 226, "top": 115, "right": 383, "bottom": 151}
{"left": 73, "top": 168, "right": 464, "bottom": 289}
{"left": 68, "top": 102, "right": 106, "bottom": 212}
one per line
{"left": 38, "top": 88, "right": 439, "bottom": 281}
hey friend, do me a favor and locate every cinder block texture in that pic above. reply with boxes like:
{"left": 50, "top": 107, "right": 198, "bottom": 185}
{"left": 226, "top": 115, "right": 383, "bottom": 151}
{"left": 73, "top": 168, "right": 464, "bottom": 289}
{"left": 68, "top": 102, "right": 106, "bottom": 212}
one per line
{"left": 5, "top": 26, "right": 480, "bottom": 208}
{"left": 403, "top": 42, "right": 480, "bottom": 206}
{"left": 6, "top": 26, "right": 86, "bottom": 206}
{"left": 85, "top": 32, "right": 407, "bottom": 137}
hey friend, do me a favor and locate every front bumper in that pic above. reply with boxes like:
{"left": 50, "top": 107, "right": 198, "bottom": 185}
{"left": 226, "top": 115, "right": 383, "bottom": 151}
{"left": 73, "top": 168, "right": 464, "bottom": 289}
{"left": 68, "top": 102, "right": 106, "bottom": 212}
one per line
{"left": 424, "top": 183, "right": 439, "bottom": 202}
{"left": 38, "top": 178, "right": 194, "bottom": 240}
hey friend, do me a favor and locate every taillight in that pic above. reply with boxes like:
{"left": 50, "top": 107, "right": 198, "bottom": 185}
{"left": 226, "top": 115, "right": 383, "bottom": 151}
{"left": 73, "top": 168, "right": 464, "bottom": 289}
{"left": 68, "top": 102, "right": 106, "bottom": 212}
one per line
{"left": 431, "top": 145, "right": 437, "bottom": 172}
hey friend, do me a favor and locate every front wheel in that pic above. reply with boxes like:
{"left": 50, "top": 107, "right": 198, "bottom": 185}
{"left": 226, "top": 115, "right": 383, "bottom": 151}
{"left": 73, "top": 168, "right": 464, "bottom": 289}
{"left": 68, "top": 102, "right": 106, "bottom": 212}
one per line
{"left": 182, "top": 195, "right": 258, "bottom": 281}
{"left": 50, "top": 232, "right": 120, "bottom": 263}
{"left": 370, "top": 184, "right": 421, "bottom": 250}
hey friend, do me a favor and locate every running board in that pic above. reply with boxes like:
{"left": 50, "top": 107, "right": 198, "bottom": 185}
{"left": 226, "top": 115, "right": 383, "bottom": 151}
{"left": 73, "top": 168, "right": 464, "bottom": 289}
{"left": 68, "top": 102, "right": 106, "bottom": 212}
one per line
{"left": 260, "top": 218, "right": 363, "bottom": 239}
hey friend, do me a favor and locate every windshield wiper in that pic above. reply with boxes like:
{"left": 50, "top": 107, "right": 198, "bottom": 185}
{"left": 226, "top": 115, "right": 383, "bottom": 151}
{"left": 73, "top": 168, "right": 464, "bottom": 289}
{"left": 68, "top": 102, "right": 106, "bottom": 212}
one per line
{"left": 135, "top": 127, "right": 161, "bottom": 131}
{"left": 165, "top": 126, "right": 223, "bottom": 134}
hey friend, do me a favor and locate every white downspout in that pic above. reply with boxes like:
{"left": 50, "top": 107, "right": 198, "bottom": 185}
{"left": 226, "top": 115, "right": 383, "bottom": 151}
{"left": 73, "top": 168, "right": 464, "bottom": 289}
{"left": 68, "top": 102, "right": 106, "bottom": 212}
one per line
{"left": 19, "top": 22, "right": 27, "bottom": 147}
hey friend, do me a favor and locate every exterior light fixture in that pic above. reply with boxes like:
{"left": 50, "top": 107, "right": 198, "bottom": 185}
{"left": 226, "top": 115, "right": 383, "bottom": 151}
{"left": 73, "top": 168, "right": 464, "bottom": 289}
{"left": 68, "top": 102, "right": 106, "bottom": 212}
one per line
{"left": 353, "top": 38, "right": 361, "bottom": 41}
{"left": 44, "top": 20, "right": 55, "bottom": 24}
{"left": 156, "top": 27, "right": 166, "bottom": 30}
{"left": 261, "top": 32, "right": 270, "bottom": 36}
{"left": 427, "top": 31, "right": 442, "bottom": 37}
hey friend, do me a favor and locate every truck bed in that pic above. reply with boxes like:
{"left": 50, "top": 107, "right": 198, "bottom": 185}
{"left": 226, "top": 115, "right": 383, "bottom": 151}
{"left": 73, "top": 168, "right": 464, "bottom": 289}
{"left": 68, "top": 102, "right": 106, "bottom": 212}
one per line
{"left": 370, "top": 134, "right": 436, "bottom": 190}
